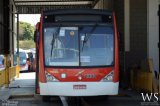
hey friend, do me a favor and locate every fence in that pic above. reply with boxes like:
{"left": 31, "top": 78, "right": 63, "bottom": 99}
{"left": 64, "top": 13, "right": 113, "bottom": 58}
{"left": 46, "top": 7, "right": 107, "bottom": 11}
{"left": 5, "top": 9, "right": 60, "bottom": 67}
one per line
{"left": 0, "top": 66, "right": 20, "bottom": 87}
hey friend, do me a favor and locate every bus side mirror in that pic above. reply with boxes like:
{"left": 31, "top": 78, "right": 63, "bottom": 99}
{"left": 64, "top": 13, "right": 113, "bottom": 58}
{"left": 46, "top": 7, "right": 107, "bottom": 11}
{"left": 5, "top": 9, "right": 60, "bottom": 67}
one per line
{"left": 34, "top": 31, "right": 37, "bottom": 43}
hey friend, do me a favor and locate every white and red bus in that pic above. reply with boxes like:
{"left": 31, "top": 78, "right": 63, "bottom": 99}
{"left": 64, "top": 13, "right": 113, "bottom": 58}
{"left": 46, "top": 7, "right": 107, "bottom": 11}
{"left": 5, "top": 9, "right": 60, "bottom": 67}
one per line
{"left": 35, "top": 9, "right": 119, "bottom": 98}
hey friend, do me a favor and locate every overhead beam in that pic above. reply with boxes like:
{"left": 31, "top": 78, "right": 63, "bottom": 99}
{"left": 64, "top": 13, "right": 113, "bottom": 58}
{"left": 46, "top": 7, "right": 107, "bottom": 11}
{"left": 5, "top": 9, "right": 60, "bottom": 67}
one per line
{"left": 15, "top": 1, "right": 93, "bottom": 6}
{"left": 14, "top": 0, "right": 94, "bottom": 2}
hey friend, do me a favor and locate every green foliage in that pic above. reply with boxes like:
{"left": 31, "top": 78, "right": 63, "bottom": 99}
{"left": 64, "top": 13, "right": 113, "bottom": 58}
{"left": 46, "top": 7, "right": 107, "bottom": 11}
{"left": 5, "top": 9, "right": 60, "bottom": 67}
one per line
{"left": 19, "top": 40, "right": 35, "bottom": 50}
{"left": 19, "top": 21, "right": 35, "bottom": 40}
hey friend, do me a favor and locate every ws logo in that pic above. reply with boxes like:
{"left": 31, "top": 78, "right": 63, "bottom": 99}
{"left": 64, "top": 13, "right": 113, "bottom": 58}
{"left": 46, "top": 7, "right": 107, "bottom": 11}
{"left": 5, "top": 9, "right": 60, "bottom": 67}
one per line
{"left": 141, "top": 93, "right": 159, "bottom": 105}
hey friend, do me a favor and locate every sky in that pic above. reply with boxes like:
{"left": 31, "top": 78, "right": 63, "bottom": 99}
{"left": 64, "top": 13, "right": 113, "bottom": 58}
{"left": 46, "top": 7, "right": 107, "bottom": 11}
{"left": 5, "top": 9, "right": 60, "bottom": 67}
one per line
{"left": 19, "top": 14, "right": 40, "bottom": 26}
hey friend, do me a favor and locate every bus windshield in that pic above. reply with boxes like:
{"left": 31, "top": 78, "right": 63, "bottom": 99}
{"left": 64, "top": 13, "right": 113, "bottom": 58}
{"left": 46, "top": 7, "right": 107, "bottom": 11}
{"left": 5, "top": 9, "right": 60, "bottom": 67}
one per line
{"left": 44, "top": 26, "right": 114, "bottom": 67}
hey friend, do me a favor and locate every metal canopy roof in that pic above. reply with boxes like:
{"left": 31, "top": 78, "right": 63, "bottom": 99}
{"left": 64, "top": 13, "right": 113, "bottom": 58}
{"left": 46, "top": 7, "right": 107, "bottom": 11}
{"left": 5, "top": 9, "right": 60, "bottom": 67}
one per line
{"left": 14, "top": 0, "right": 99, "bottom": 14}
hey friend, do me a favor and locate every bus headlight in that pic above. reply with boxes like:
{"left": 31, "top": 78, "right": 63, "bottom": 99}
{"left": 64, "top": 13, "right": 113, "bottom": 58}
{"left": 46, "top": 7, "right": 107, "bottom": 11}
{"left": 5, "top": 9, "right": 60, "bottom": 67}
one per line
{"left": 61, "top": 73, "right": 66, "bottom": 78}
{"left": 46, "top": 72, "right": 59, "bottom": 82}
{"left": 101, "top": 71, "right": 114, "bottom": 82}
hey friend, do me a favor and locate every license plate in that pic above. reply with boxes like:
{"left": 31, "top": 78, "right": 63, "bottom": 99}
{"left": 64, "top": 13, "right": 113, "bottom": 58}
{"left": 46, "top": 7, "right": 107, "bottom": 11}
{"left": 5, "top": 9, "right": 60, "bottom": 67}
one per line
{"left": 73, "top": 85, "right": 87, "bottom": 90}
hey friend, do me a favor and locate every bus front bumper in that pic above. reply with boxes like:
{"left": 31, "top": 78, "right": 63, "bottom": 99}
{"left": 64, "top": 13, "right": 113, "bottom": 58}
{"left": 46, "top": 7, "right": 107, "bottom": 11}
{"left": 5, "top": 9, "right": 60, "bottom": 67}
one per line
{"left": 39, "top": 82, "right": 119, "bottom": 96}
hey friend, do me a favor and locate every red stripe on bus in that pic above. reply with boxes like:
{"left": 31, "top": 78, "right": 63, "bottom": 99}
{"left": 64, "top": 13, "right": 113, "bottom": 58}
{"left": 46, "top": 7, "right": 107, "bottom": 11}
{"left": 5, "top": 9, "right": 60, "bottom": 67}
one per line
{"left": 113, "top": 12, "right": 119, "bottom": 82}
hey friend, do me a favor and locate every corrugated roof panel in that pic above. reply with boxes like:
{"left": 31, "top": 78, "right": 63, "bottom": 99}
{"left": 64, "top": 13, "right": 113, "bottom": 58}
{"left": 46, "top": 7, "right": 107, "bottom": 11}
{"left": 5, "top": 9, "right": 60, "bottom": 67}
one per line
{"left": 14, "top": 0, "right": 98, "bottom": 14}
{"left": 17, "top": 5, "right": 91, "bottom": 14}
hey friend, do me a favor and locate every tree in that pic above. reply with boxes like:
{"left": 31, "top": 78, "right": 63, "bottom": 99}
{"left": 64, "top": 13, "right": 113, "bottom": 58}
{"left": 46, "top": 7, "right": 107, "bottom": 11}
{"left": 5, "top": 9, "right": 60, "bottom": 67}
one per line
{"left": 19, "top": 21, "right": 35, "bottom": 40}
{"left": 19, "top": 40, "right": 35, "bottom": 50}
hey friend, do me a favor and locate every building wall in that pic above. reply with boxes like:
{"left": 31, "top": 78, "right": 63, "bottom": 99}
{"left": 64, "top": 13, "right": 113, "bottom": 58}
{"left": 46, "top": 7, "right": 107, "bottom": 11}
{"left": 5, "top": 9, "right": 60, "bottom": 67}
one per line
{"left": 125, "top": 0, "right": 148, "bottom": 68}
{"left": 147, "top": 0, "right": 159, "bottom": 72}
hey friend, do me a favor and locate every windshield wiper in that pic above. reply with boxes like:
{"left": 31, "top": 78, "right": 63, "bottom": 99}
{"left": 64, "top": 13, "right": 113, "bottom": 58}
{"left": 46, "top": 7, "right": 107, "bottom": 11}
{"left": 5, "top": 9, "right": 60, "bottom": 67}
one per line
{"left": 81, "top": 33, "right": 88, "bottom": 51}
{"left": 81, "top": 24, "right": 97, "bottom": 51}
{"left": 50, "top": 33, "right": 55, "bottom": 57}
{"left": 50, "top": 27, "right": 60, "bottom": 57}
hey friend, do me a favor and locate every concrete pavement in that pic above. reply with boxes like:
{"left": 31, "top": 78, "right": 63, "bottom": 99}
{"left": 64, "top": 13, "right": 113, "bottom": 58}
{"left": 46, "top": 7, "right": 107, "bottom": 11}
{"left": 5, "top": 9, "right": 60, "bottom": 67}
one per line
{"left": 0, "top": 72, "right": 159, "bottom": 106}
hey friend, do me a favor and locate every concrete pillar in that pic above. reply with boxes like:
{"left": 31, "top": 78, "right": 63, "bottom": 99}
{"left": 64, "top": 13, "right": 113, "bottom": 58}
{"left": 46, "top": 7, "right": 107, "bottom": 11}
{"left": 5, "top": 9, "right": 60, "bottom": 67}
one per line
{"left": 147, "top": 0, "right": 159, "bottom": 72}
{"left": 94, "top": 0, "right": 113, "bottom": 10}
{"left": 124, "top": 0, "right": 130, "bottom": 51}
{"left": 16, "top": 14, "right": 20, "bottom": 78}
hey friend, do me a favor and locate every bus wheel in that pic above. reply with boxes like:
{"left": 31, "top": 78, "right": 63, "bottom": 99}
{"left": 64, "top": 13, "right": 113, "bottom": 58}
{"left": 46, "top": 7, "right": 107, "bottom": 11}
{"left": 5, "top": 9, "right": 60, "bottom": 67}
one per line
{"left": 42, "top": 96, "right": 51, "bottom": 102}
